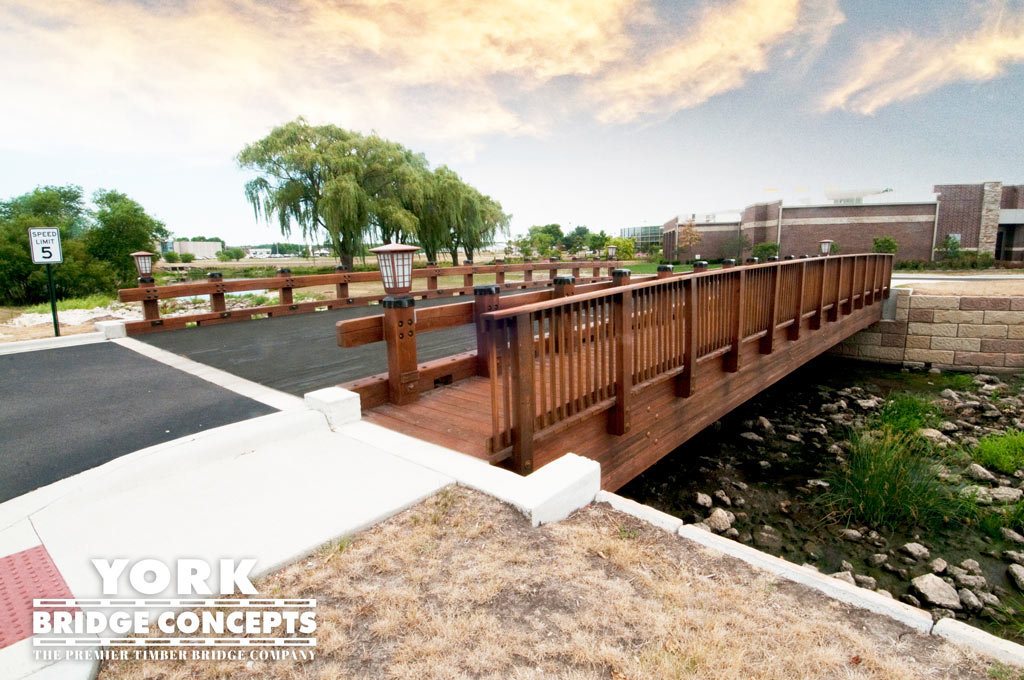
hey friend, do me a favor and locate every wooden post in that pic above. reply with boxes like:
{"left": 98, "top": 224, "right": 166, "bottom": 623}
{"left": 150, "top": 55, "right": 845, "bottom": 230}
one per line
{"left": 382, "top": 297, "right": 419, "bottom": 405}
{"left": 657, "top": 264, "right": 674, "bottom": 279}
{"left": 334, "top": 266, "right": 350, "bottom": 300}
{"left": 571, "top": 265, "right": 581, "bottom": 280}
{"left": 811, "top": 259, "right": 825, "bottom": 330}
{"left": 524, "top": 264, "right": 533, "bottom": 284}
{"left": 828, "top": 258, "right": 841, "bottom": 322}
{"left": 677, "top": 278, "right": 695, "bottom": 397}
{"left": 788, "top": 262, "right": 805, "bottom": 341}
{"left": 721, "top": 258, "right": 736, "bottom": 269}
{"left": 760, "top": 264, "right": 780, "bottom": 354}
{"left": 844, "top": 257, "right": 855, "bottom": 315}
{"left": 511, "top": 314, "right": 536, "bottom": 474}
{"left": 138, "top": 276, "right": 160, "bottom": 322}
{"left": 474, "top": 285, "right": 501, "bottom": 376}
{"left": 692, "top": 260, "right": 708, "bottom": 273}
{"left": 611, "top": 289, "right": 633, "bottom": 435}
{"left": 725, "top": 269, "right": 744, "bottom": 372}
{"left": 208, "top": 272, "right": 226, "bottom": 313}
{"left": 865, "top": 255, "right": 876, "bottom": 305}
{"left": 883, "top": 255, "right": 892, "bottom": 299}
{"left": 278, "top": 268, "right": 294, "bottom": 306}
{"left": 426, "top": 262, "right": 438, "bottom": 291}
{"left": 553, "top": 275, "right": 576, "bottom": 298}
{"left": 463, "top": 266, "right": 474, "bottom": 290}
{"left": 592, "top": 265, "right": 601, "bottom": 278}
{"left": 612, "top": 269, "right": 632, "bottom": 286}
{"left": 549, "top": 258, "right": 559, "bottom": 280}
{"left": 495, "top": 260, "right": 505, "bottom": 286}
{"left": 854, "top": 257, "right": 865, "bottom": 310}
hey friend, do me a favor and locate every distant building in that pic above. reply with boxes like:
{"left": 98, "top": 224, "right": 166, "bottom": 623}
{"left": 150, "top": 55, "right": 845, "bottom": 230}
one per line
{"left": 619, "top": 225, "right": 662, "bottom": 251}
{"left": 247, "top": 248, "right": 272, "bottom": 258}
{"left": 661, "top": 181, "right": 1024, "bottom": 263}
{"left": 172, "top": 241, "right": 222, "bottom": 259}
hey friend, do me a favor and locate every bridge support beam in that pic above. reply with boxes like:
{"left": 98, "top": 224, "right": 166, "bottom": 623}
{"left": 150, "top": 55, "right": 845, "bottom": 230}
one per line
{"left": 382, "top": 296, "right": 420, "bottom": 405}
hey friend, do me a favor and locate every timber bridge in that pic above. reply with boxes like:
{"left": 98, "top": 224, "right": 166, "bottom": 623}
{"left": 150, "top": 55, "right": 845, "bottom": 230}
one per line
{"left": 330, "top": 254, "right": 893, "bottom": 490}
{"left": 112, "top": 254, "right": 894, "bottom": 490}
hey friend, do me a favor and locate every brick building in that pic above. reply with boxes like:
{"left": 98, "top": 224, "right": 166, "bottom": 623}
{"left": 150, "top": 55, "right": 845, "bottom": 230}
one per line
{"left": 662, "top": 181, "right": 1024, "bottom": 263}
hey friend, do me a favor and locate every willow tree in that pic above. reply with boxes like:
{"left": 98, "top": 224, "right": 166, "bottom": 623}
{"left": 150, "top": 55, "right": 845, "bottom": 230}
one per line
{"left": 416, "top": 166, "right": 465, "bottom": 263}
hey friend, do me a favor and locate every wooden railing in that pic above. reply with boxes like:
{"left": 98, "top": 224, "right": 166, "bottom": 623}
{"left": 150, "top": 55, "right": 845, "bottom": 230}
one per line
{"left": 480, "top": 254, "right": 893, "bottom": 472}
{"left": 116, "top": 260, "right": 624, "bottom": 335}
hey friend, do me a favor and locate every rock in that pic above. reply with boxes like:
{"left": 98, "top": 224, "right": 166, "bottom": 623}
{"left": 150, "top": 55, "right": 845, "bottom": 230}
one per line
{"left": 981, "top": 383, "right": 1000, "bottom": 394}
{"left": 950, "top": 569, "right": 989, "bottom": 591}
{"left": 966, "top": 463, "right": 998, "bottom": 482}
{"left": 713, "top": 490, "right": 732, "bottom": 506}
{"left": 939, "top": 421, "right": 960, "bottom": 433}
{"left": 757, "top": 416, "right": 774, "bottom": 433}
{"left": 961, "top": 559, "right": 984, "bottom": 576}
{"left": 876, "top": 589, "right": 894, "bottom": 599}
{"left": 856, "top": 397, "right": 882, "bottom": 410}
{"left": 867, "top": 553, "right": 888, "bottom": 567}
{"left": 1009, "top": 564, "right": 1024, "bottom": 591}
{"left": 929, "top": 558, "right": 948, "bottom": 574}
{"left": 975, "top": 373, "right": 1000, "bottom": 385}
{"left": 830, "top": 570, "right": 856, "bottom": 585}
{"left": 959, "top": 588, "right": 983, "bottom": 612}
{"left": 901, "top": 542, "right": 930, "bottom": 561}
{"left": 695, "top": 492, "right": 713, "bottom": 508}
{"left": 854, "top": 574, "right": 877, "bottom": 590}
{"left": 841, "top": 560, "right": 854, "bottom": 572}
{"left": 731, "top": 480, "right": 748, "bottom": 491}
{"left": 956, "top": 400, "right": 983, "bottom": 413}
{"left": 809, "top": 424, "right": 829, "bottom": 437}
{"left": 821, "top": 403, "right": 840, "bottom": 414}
{"left": 839, "top": 529, "right": 863, "bottom": 542}
{"left": 990, "top": 487, "right": 1023, "bottom": 504}
{"left": 754, "top": 526, "right": 783, "bottom": 549}
{"left": 978, "top": 591, "right": 1001, "bottom": 607}
{"left": 807, "top": 479, "right": 830, "bottom": 490}
{"left": 1003, "top": 550, "right": 1024, "bottom": 565}
{"left": 1000, "top": 527, "right": 1024, "bottom": 544}
{"left": 785, "top": 433, "right": 803, "bottom": 444}
{"left": 917, "top": 428, "right": 954, "bottom": 448}
{"left": 759, "top": 460, "right": 771, "bottom": 469}
{"left": 827, "top": 443, "right": 843, "bottom": 456}
{"left": 931, "top": 608, "right": 957, "bottom": 622}
{"left": 939, "top": 389, "right": 961, "bottom": 402}
{"left": 911, "top": 574, "right": 962, "bottom": 610}
{"left": 724, "top": 528, "right": 740, "bottom": 539}
{"left": 928, "top": 367, "right": 942, "bottom": 375}
{"left": 706, "top": 508, "right": 735, "bottom": 533}
{"left": 900, "top": 593, "right": 921, "bottom": 607}
{"left": 802, "top": 541, "right": 822, "bottom": 560}
{"left": 740, "top": 431, "right": 764, "bottom": 443}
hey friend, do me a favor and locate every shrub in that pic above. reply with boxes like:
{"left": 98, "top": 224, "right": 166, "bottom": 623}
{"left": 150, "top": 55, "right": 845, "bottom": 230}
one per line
{"left": 180, "top": 253, "right": 195, "bottom": 263}
{"left": 821, "top": 430, "right": 960, "bottom": 531}
{"left": 163, "top": 251, "right": 180, "bottom": 263}
{"left": 751, "top": 241, "right": 779, "bottom": 261}
{"left": 974, "top": 430, "right": 1024, "bottom": 474}
{"left": 872, "top": 237, "right": 899, "bottom": 254}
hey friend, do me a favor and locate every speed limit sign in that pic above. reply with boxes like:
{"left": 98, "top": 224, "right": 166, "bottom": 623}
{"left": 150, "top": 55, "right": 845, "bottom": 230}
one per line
{"left": 29, "top": 227, "right": 63, "bottom": 264}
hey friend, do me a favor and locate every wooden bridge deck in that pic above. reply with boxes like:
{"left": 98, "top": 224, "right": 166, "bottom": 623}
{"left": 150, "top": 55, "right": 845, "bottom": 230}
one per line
{"left": 351, "top": 255, "right": 893, "bottom": 490}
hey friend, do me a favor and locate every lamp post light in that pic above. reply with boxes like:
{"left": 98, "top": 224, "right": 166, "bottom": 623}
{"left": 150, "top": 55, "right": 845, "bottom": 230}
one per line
{"left": 131, "top": 251, "right": 155, "bottom": 286}
{"left": 819, "top": 239, "right": 834, "bottom": 257}
{"left": 606, "top": 244, "right": 617, "bottom": 261}
{"left": 371, "top": 244, "right": 421, "bottom": 405}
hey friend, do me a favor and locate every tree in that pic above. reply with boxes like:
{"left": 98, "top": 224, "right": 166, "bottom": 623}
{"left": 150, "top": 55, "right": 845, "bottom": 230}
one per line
{"left": 562, "top": 226, "right": 590, "bottom": 254}
{"left": 675, "top": 219, "right": 702, "bottom": 259}
{"left": 533, "top": 233, "right": 555, "bottom": 258}
{"left": 528, "top": 224, "right": 563, "bottom": 245}
{"left": 752, "top": 241, "right": 779, "bottom": 260}
{"left": 872, "top": 237, "right": 899, "bottom": 254}
{"left": 511, "top": 236, "right": 533, "bottom": 259}
{"left": 722, "top": 233, "right": 751, "bottom": 260}
{"left": 217, "top": 247, "right": 246, "bottom": 262}
{"left": 938, "top": 235, "right": 961, "bottom": 260}
{"left": 84, "top": 190, "right": 168, "bottom": 286}
{"left": 608, "top": 236, "right": 635, "bottom": 260}
{"left": 586, "top": 230, "right": 609, "bottom": 252}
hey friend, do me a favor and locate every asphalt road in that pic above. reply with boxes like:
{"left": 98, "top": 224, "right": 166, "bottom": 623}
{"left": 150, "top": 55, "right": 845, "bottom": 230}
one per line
{"left": 138, "top": 295, "right": 481, "bottom": 396}
{"left": 0, "top": 343, "right": 276, "bottom": 503}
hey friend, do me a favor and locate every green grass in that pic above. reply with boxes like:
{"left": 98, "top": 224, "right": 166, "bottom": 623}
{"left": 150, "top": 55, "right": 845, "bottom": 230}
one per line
{"left": 974, "top": 430, "right": 1024, "bottom": 474}
{"left": 22, "top": 293, "right": 116, "bottom": 314}
{"left": 875, "top": 393, "right": 939, "bottom": 432}
{"left": 820, "top": 430, "right": 964, "bottom": 531}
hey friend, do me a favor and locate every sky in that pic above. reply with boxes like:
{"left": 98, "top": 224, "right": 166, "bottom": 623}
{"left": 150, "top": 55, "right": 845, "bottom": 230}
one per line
{"left": 1, "top": 0, "right": 1023, "bottom": 245}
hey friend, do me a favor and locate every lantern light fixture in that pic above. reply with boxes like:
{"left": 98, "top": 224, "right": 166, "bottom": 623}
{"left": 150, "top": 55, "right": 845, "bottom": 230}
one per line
{"left": 371, "top": 243, "right": 420, "bottom": 296}
{"left": 607, "top": 244, "right": 618, "bottom": 259}
{"left": 131, "top": 251, "right": 154, "bottom": 277}
{"left": 819, "top": 239, "right": 834, "bottom": 257}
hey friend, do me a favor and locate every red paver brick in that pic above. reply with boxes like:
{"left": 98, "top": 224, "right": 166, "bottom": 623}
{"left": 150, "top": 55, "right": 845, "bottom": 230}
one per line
{"left": 0, "top": 546, "right": 76, "bottom": 649}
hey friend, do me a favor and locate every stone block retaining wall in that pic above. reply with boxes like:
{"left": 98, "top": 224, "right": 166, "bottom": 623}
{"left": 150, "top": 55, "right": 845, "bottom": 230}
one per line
{"left": 833, "top": 288, "right": 1024, "bottom": 373}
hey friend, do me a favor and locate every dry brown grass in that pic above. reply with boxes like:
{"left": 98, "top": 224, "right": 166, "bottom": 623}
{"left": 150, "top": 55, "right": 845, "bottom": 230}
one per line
{"left": 98, "top": 487, "right": 995, "bottom": 680}
{"left": 899, "top": 279, "right": 1024, "bottom": 296}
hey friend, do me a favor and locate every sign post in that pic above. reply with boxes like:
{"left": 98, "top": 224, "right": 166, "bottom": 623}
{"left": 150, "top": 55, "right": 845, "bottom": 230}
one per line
{"left": 28, "top": 227, "right": 63, "bottom": 337}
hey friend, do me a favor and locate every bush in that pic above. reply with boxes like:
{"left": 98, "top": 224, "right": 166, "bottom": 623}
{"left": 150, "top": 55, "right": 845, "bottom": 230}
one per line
{"left": 179, "top": 253, "right": 195, "bottom": 263}
{"left": 872, "top": 237, "right": 899, "bottom": 254}
{"left": 163, "top": 251, "right": 180, "bottom": 263}
{"left": 821, "top": 430, "right": 960, "bottom": 531}
{"left": 974, "top": 430, "right": 1024, "bottom": 474}
{"left": 751, "top": 241, "right": 779, "bottom": 261}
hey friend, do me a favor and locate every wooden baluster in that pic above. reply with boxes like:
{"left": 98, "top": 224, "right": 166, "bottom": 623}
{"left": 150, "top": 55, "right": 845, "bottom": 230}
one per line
{"left": 510, "top": 314, "right": 535, "bottom": 474}
{"left": 866, "top": 255, "right": 877, "bottom": 305}
{"left": 592, "top": 264, "right": 601, "bottom": 279}
{"left": 845, "top": 257, "right": 856, "bottom": 314}
{"left": 678, "top": 278, "right": 695, "bottom": 397}
{"left": 488, "top": 319, "right": 501, "bottom": 450}
{"left": 381, "top": 296, "right": 420, "bottom": 405}
{"left": 761, "top": 264, "right": 780, "bottom": 354}
{"left": 524, "top": 266, "right": 533, "bottom": 285}
{"left": 610, "top": 289, "right": 633, "bottom": 435}
{"left": 572, "top": 265, "right": 581, "bottom": 280}
{"left": 854, "top": 257, "right": 865, "bottom": 309}
{"left": 789, "top": 262, "right": 805, "bottom": 341}
{"left": 828, "top": 259, "right": 841, "bottom": 322}
{"left": 474, "top": 285, "right": 501, "bottom": 377}
{"left": 725, "top": 270, "right": 744, "bottom": 372}
{"left": 811, "top": 260, "right": 825, "bottom": 330}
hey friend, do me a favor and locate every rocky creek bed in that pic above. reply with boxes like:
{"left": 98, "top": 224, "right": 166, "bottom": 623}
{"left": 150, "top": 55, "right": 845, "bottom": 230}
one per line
{"left": 619, "top": 356, "right": 1024, "bottom": 643}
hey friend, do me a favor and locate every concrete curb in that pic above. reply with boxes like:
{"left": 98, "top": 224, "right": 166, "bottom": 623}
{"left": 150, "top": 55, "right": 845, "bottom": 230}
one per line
{"left": 0, "top": 332, "right": 105, "bottom": 355}
{"left": 933, "top": 618, "right": 1024, "bottom": 667}
{"left": 94, "top": 320, "right": 126, "bottom": 339}
{"left": 304, "top": 387, "right": 362, "bottom": 429}
{"left": 594, "top": 491, "right": 683, "bottom": 533}
{"left": 676, "top": 525, "right": 933, "bottom": 632}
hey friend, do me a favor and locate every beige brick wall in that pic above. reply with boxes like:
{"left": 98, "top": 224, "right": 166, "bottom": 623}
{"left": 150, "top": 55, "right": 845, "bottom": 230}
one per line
{"left": 833, "top": 290, "right": 1023, "bottom": 373}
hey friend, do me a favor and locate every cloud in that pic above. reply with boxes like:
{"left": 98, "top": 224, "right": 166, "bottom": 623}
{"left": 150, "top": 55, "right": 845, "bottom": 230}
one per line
{"left": 822, "top": 0, "right": 1024, "bottom": 114}
{"left": 589, "top": 0, "right": 844, "bottom": 123}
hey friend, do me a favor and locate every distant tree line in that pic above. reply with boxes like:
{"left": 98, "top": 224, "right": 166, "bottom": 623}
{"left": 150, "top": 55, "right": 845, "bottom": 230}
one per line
{"left": 0, "top": 185, "right": 167, "bottom": 305}
{"left": 509, "top": 223, "right": 639, "bottom": 260}
{"left": 237, "top": 118, "right": 511, "bottom": 269}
